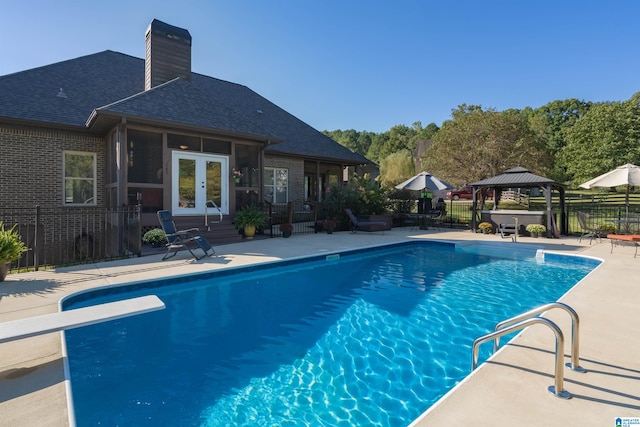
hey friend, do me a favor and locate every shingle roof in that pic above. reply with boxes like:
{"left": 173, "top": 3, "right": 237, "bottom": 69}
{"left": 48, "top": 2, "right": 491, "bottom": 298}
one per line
{"left": 89, "top": 78, "right": 277, "bottom": 139}
{"left": 471, "top": 167, "right": 558, "bottom": 187}
{"left": 0, "top": 50, "right": 371, "bottom": 165}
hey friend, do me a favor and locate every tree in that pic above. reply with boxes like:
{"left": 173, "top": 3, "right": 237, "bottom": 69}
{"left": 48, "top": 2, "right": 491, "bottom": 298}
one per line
{"left": 325, "top": 122, "right": 439, "bottom": 164}
{"left": 421, "top": 104, "right": 549, "bottom": 186}
{"left": 561, "top": 94, "right": 640, "bottom": 185}
{"left": 324, "top": 129, "right": 377, "bottom": 158}
{"left": 525, "top": 99, "right": 592, "bottom": 182}
{"left": 379, "top": 150, "right": 414, "bottom": 187}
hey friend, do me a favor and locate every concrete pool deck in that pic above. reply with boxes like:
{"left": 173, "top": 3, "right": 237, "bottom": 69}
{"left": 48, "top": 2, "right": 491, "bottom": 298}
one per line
{"left": 0, "top": 228, "right": 638, "bottom": 426}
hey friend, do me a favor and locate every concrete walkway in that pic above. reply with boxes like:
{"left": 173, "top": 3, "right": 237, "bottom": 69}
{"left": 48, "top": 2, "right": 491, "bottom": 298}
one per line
{"left": 0, "top": 228, "right": 638, "bottom": 426}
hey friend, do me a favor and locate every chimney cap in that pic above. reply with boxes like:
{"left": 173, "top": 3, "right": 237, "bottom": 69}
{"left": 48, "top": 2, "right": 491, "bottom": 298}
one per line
{"left": 146, "top": 19, "right": 191, "bottom": 46}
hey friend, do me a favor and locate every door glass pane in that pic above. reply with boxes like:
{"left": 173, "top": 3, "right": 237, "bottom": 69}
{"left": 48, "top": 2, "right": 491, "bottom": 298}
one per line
{"left": 206, "top": 160, "right": 222, "bottom": 207}
{"left": 178, "top": 158, "right": 196, "bottom": 208}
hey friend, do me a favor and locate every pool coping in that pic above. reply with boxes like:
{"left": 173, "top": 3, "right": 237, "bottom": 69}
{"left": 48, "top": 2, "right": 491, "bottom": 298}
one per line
{"left": 1, "top": 228, "right": 638, "bottom": 426}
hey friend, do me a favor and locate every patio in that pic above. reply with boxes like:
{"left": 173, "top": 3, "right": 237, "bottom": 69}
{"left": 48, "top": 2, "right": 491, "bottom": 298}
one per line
{"left": 1, "top": 228, "right": 639, "bottom": 426}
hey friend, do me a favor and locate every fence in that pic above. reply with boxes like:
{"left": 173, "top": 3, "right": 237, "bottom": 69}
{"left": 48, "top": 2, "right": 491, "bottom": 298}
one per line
{"left": 263, "top": 200, "right": 320, "bottom": 237}
{"left": 4, "top": 195, "right": 636, "bottom": 271}
{"left": 1, "top": 205, "right": 141, "bottom": 273}
{"left": 390, "top": 194, "right": 640, "bottom": 235}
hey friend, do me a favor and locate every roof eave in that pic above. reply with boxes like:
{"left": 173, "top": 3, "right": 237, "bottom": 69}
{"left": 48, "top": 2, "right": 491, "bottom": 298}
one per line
{"left": 264, "top": 149, "right": 372, "bottom": 166}
{"left": 1, "top": 115, "right": 91, "bottom": 133}
{"left": 86, "top": 110, "right": 282, "bottom": 144}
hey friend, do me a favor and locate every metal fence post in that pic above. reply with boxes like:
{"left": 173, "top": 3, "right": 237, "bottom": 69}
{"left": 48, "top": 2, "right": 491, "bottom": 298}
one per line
{"left": 34, "top": 205, "right": 40, "bottom": 271}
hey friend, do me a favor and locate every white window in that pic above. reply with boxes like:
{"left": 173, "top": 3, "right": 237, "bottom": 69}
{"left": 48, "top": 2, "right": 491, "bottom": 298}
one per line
{"left": 63, "top": 151, "right": 97, "bottom": 205}
{"left": 263, "top": 167, "right": 288, "bottom": 204}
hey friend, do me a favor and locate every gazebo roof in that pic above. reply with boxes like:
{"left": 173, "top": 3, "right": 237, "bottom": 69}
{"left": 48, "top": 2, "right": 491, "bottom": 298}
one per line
{"left": 470, "top": 167, "right": 558, "bottom": 187}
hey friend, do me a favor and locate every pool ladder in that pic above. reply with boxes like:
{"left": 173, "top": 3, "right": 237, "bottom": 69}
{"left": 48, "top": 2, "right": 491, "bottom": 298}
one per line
{"left": 471, "top": 302, "right": 586, "bottom": 399}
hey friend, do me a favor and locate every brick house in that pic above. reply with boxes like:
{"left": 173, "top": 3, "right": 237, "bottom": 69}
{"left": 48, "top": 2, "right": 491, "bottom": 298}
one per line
{"left": 0, "top": 19, "right": 375, "bottom": 252}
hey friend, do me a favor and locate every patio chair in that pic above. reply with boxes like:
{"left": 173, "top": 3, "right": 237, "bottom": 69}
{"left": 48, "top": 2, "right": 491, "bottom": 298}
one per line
{"left": 344, "top": 209, "right": 387, "bottom": 233}
{"left": 428, "top": 199, "right": 448, "bottom": 231}
{"left": 157, "top": 210, "right": 215, "bottom": 260}
{"left": 576, "top": 211, "right": 603, "bottom": 245}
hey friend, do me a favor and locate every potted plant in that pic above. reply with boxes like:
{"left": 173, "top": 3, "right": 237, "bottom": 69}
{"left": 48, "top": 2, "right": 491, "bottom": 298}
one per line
{"left": 231, "top": 168, "right": 243, "bottom": 184}
{"left": 478, "top": 222, "right": 493, "bottom": 234}
{"left": 0, "top": 222, "right": 28, "bottom": 281}
{"left": 232, "top": 205, "right": 267, "bottom": 239}
{"left": 526, "top": 223, "right": 547, "bottom": 238}
{"left": 142, "top": 228, "right": 168, "bottom": 247}
{"left": 323, "top": 219, "right": 337, "bottom": 234}
{"left": 279, "top": 223, "right": 293, "bottom": 238}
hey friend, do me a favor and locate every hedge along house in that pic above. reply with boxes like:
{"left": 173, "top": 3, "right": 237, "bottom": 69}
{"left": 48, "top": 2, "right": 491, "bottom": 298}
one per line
{"left": 0, "top": 19, "right": 374, "bottom": 252}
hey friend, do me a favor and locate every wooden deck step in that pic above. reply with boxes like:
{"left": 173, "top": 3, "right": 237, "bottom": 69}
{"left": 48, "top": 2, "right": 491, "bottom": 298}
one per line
{"left": 172, "top": 216, "right": 243, "bottom": 245}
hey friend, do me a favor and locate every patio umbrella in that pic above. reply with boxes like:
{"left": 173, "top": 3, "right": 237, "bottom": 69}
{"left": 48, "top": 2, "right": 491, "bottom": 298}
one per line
{"left": 579, "top": 163, "right": 640, "bottom": 215}
{"left": 395, "top": 171, "right": 453, "bottom": 192}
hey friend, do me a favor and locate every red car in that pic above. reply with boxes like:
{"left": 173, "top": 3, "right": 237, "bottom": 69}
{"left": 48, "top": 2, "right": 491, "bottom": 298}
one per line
{"left": 446, "top": 186, "right": 494, "bottom": 200}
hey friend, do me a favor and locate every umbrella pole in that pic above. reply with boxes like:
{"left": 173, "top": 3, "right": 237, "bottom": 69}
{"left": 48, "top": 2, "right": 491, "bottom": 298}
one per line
{"left": 626, "top": 185, "right": 630, "bottom": 217}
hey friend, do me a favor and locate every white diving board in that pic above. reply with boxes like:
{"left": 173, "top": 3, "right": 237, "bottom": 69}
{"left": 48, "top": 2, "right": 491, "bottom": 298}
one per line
{"left": 0, "top": 295, "right": 165, "bottom": 344}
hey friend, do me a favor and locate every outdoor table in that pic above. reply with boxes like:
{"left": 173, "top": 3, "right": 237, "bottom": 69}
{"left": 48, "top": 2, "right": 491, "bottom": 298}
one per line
{"left": 406, "top": 211, "right": 443, "bottom": 230}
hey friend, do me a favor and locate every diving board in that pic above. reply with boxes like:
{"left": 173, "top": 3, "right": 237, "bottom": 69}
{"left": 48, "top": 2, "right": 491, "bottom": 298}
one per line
{"left": 0, "top": 295, "right": 165, "bottom": 344}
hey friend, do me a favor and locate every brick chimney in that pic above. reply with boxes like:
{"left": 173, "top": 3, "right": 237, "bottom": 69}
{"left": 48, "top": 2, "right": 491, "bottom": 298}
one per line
{"left": 145, "top": 19, "right": 192, "bottom": 91}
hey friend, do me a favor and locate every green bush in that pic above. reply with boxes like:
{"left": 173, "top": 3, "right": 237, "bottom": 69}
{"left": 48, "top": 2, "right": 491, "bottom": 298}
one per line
{"left": 0, "top": 222, "right": 29, "bottom": 263}
{"left": 525, "top": 224, "right": 547, "bottom": 233}
{"left": 478, "top": 222, "right": 493, "bottom": 232}
{"left": 599, "top": 224, "right": 616, "bottom": 234}
{"left": 321, "top": 173, "right": 390, "bottom": 228}
{"left": 143, "top": 228, "right": 167, "bottom": 246}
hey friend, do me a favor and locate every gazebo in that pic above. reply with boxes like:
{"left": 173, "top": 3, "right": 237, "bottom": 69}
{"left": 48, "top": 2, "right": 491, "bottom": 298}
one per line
{"left": 469, "top": 167, "right": 567, "bottom": 237}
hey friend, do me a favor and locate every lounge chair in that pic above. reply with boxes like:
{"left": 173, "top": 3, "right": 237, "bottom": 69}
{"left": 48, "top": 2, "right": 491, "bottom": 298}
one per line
{"left": 606, "top": 234, "right": 640, "bottom": 257}
{"left": 157, "top": 210, "right": 215, "bottom": 260}
{"left": 344, "top": 209, "right": 387, "bottom": 233}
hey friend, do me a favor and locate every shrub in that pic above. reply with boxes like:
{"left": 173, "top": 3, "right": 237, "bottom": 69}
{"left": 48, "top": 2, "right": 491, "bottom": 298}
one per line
{"left": 320, "top": 173, "right": 390, "bottom": 230}
{"left": 478, "top": 222, "right": 493, "bottom": 232}
{"left": 142, "top": 228, "right": 167, "bottom": 246}
{"left": 525, "top": 224, "right": 547, "bottom": 233}
{"left": 599, "top": 224, "right": 616, "bottom": 234}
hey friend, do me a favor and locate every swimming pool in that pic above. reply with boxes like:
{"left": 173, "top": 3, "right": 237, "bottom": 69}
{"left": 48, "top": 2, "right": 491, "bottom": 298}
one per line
{"left": 64, "top": 241, "right": 599, "bottom": 426}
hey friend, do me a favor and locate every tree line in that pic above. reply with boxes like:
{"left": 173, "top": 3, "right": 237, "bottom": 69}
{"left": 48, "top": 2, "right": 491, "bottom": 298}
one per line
{"left": 324, "top": 92, "right": 640, "bottom": 189}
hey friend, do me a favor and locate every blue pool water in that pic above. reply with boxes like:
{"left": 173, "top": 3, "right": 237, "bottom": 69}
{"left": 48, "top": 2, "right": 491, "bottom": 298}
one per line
{"left": 64, "top": 241, "right": 599, "bottom": 426}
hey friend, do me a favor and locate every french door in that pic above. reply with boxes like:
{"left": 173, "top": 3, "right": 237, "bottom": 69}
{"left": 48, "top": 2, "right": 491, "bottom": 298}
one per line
{"left": 172, "top": 152, "right": 229, "bottom": 215}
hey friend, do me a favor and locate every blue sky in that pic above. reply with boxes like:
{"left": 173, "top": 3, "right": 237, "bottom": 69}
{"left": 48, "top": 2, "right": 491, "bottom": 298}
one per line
{"left": 1, "top": 1, "right": 639, "bottom": 133}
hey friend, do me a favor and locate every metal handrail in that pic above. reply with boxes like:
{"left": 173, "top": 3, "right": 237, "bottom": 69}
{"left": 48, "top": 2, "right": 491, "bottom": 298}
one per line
{"left": 471, "top": 317, "right": 571, "bottom": 399}
{"left": 493, "top": 302, "right": 585, "bottom": 372}
{"left": 205, "top": 200, "right": 223, "bottom": 231}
